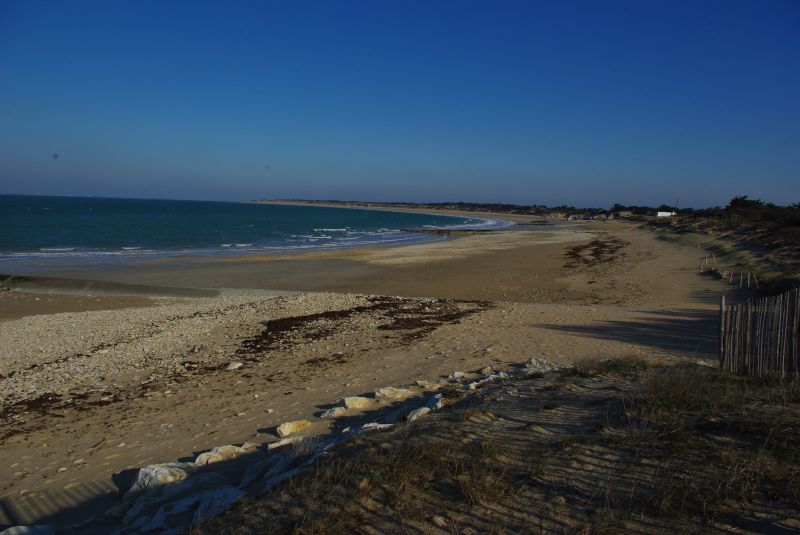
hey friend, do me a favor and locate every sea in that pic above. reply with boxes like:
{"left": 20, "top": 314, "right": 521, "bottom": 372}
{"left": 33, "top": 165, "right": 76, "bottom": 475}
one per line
{"left": 0, "top": 195, "right": 510, "bottom": 272}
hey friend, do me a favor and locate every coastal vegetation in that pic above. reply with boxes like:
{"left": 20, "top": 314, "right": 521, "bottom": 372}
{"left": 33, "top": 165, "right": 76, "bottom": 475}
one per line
{"left": 646, "top": 197, "right": 800, "bottom": 294}
{"left": 255, "top": 196, "right": 798, "bottom": 223}
{"left": 197, "top": 359, "right": 800, "bottom": 534}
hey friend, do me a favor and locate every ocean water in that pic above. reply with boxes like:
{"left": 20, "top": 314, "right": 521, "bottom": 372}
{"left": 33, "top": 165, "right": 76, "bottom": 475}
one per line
{"left": 0, "top": 195, "right": 508, "bottom": 271}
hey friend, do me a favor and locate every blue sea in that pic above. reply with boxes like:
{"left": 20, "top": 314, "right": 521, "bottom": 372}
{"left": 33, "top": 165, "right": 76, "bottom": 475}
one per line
{"left": 0, "top": 195, "right": 508, "bottom": 272}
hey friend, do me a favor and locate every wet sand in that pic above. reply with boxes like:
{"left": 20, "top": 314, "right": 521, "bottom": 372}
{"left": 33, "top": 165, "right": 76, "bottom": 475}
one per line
{"left": 0, "top": 292, "right": 157, "bottom": 323}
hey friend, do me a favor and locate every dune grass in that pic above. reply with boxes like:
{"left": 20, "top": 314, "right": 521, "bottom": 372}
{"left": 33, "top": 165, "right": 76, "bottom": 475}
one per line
{"left": 196, "top": 359, "right": 800, "bottom": 534}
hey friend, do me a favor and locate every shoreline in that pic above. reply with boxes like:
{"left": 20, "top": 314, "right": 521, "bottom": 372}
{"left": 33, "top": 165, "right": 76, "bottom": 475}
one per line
{"left": 0, "top": 201, "right": 519, "bottom": 279}
{"left": 1, "top": 227, "right": 592, "bottom": 309}
{"left": 251, "top": 198, "right": 548, "bottom": 224}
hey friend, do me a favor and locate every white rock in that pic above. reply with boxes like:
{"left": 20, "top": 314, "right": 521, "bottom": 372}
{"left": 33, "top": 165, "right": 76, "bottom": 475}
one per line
{"left": 238, "top": 456, "right": 282, "bottom": 488}
{"left": 374, "top": 386, "right": 414, "bottom": 399}
{"left": 123, "top": 472, "right": 227, "bottom": 526}
{"left": 136, "top": 485, "right": 243, "bottom": 533}
{"left": 195, "top": 445, "right": 246, "bottom": 466}
{"left": 525, "top": 357, "right": 558, "bottom": 374}
{"left": 123, "top": 463, "right": 196, "bottom": 502}
{"left": 467, "top": 371, "right": 511, "bottom": 390}
{"left": 268, "top": 436, "right": 304, "bottom": 450}
{"left": 360, "top": 422, "right": 393, "bottom": 432}
{"left": 225, "top": 362, "right": 243, "bottom": 371}
{"left": 191, "top": 485, "right": 244, "bottom": 525}
{"left": 276, "top": 419, "right": 310, "bottom": 437}
{"left": 343, "top": 396, "right": 372, "bottom": 409}
{"left": 319, "top": 406, "right": 346, "bottom": 418}
{"left": 449, "top": 371, "right": 467, "bottom": 380}
{"left": 406, "top": 407, "right": 430, "bottom": 422}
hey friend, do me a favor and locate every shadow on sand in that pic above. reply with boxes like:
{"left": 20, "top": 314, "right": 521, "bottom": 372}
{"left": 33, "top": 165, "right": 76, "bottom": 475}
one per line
{"left": 540, "top": 308, "right": 719, "bottom": 359}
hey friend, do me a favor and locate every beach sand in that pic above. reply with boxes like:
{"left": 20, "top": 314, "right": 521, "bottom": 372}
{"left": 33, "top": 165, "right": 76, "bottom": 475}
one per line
{"left": 0, "top": 220, "right": 732, "bottom": 528}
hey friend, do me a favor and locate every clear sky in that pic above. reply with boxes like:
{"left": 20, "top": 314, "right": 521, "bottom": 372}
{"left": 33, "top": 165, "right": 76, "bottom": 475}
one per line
{"left": 1, "top": 1, "right": 798, "bottom": 208}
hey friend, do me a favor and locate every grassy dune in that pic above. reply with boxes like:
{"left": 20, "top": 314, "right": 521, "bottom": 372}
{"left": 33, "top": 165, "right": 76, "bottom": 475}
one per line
{"left": 197, "top": 359, "right": 800, "bottom": 534}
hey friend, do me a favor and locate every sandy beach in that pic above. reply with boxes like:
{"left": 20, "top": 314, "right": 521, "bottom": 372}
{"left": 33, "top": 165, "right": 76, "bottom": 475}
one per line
{"left": 0, "top": 218, "right": 733, "bottom": 530}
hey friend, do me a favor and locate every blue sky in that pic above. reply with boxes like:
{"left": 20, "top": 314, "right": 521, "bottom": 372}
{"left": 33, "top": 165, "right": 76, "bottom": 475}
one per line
{"left": 1, "top": 1, "right": 798, "bottom": 207}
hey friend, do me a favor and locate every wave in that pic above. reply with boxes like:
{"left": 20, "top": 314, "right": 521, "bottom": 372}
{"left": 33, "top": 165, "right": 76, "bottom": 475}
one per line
{"left": 1, "top": 207, "right": 514, "bottom": 271}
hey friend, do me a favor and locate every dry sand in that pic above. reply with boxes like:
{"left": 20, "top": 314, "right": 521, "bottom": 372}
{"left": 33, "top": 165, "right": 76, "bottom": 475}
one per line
{"left": 0, "top": 220, "right": 732, "bottom": 529}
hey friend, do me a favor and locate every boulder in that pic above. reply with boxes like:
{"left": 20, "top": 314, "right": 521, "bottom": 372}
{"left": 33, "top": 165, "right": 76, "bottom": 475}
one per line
{"left": 318, "top": 406, "right": 346, "bottom": 418}
{"left": 195, "top": 445, "right": 246, "bottom": 466}
{"left": 428, "top": 393, "right": 444, "bottom": 410}
{"left": 134, "top": 484, "right": 243, "bottom": 533}
{"left": 268, "top": 436, "right": 304, "bottom": 450}
{"left": 276, "top": 420, "right": 311, "bottom": 437}
{"left": 238, "top": 456, "right": 284, "bottom": 488}
{"left": 123, "top": 472, "right": 227, "bottom": 526}
{"left": 191, "top": 485, "right": 245, "bottom": 525}
{"left": 449, "top": 371, "right": 467, "bottom": 380}
{"left": 374, "top": 387, "right": 414, "bottom": 400}
{"left": 406, "top": 407, "right": 430, "bottom": 422}
{"left": 123, "top": 463, "right": 197, "bottom": 503}
{"left": 479, "top": 365, "right": 495, "bottom": 375}
{"left": 225, "top": 362, "right": 243, "bottom": 371}
{"left": 343, "top": 396, "right": 372, "bottom": 409}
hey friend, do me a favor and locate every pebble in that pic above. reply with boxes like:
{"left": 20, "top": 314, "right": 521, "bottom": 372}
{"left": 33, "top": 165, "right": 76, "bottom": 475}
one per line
{"left": 0, "top": 293, "right": 374, "bottom": 407}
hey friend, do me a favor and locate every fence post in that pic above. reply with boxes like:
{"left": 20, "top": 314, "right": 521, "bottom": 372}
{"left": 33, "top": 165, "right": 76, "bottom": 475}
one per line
{"left": 723, "top": 288, "right": 800, "bottom": 377}
{"left": 719, "top": 295, "right": 726, "bottom": 369}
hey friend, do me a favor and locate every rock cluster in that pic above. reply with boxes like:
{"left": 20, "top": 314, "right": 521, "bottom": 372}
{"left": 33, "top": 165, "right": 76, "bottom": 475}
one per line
{"left": 3, "top": 357, "right": 567, "bottom": 534}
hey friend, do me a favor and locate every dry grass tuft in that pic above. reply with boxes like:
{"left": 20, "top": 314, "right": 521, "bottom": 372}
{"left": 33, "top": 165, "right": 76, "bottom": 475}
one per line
{"left": 617, "top": 364, "right": 800, "bottom": 521}
{"left": 566, "top": 356, "right": 649, "bottom": 378}
{"left": 196, "top": 426, "right": 513, "bottom": 535}
{"left": 196, "top": 362, "right": 800, "bottom": 535}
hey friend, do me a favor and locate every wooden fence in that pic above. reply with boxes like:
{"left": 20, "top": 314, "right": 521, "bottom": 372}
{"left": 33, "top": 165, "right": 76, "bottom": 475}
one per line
{"left": 719, "top": 288, "right": 800, "bottom": 377}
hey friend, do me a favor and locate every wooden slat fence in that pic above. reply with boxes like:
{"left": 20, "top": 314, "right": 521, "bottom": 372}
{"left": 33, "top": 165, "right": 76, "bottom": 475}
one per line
{"left": 719, "top": 288, "right": 800, "bottom": 377}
